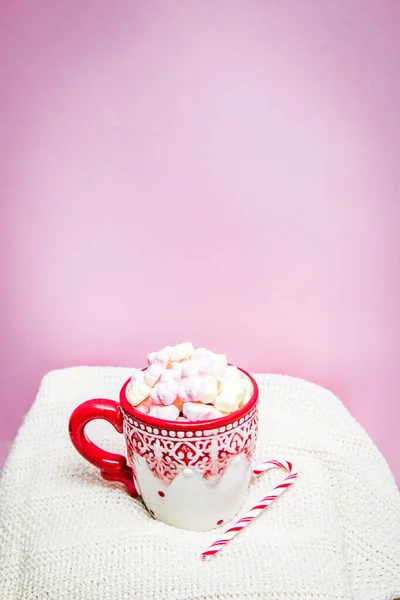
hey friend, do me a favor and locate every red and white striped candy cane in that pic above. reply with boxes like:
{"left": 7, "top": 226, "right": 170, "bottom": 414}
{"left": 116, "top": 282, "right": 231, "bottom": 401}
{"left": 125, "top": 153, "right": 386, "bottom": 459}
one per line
{"left": 201, "top": 459, "right": 298, "bottom": 560}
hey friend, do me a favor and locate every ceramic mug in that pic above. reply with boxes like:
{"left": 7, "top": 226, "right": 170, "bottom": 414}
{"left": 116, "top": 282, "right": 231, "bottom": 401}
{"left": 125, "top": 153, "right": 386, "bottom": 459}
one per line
{"left": 69, "top": 367, "right": 258, "bottom": 531}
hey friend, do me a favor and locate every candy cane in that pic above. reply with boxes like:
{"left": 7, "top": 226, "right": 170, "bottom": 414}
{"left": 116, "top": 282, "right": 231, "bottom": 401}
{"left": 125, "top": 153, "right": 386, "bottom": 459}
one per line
{"left": 201, "top": 459, "right": 298, "bottom": 560}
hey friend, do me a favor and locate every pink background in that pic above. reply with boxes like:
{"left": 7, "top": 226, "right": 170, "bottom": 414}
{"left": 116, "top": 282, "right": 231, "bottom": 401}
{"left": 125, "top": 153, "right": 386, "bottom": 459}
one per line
{"left": 1, "top": 1, "right": 399, "bottom": 480}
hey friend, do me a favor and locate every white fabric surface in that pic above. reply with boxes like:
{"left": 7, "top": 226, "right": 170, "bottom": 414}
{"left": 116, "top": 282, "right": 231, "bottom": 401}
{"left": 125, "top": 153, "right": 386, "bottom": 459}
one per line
{"left": 0, "top": 367, "right": 399, "bottom": 600}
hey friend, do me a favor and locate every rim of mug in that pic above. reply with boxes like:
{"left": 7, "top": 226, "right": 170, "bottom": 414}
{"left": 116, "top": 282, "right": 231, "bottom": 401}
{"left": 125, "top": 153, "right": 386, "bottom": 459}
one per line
{"left": 119, "top": 365, "right": 258, "bottom": 431}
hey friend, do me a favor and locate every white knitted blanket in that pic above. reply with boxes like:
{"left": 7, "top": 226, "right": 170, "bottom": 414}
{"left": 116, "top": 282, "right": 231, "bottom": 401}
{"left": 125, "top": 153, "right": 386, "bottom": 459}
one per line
{"left": 0, "top": 367, "right": 399, "bottom": 600}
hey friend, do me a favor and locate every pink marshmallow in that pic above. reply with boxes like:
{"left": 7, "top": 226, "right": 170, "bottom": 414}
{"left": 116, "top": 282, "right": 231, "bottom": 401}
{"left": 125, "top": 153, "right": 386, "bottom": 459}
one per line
{"left": 178, "top": 376, "right": 206, "bottom": 402}
{"left": 161, "top": 369, "right": 182, "bottom": 383}
{"left": 150, "top": 380, "right": 179, "bottom": 406}
{"left": 181, "top": 358, "right": 208, "bottom": 378}
{"left": 147, "top": 346, "right": 173, "bottom": 367}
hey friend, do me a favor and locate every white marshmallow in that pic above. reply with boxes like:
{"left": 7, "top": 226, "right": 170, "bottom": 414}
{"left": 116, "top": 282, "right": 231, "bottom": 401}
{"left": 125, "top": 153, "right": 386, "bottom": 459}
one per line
{"left": 193, "top": 347, "right": 212, "bottom": 361}
{"left": 214, "top": 390, "right": 239, "bottom": 413}
{"left": 205, "top": 352, "right": 228, "bottom": 377}
{"left": 183, "top": 402, "right": 223, "bottom": 422}
{"left": 150, "top": 380, "right": 179, "bottom": 406}
{"left": 244, "top": 378, "right": 253, "bottom": 399}
{"left": 219, "top": 378, "right": 246, "bottom": 400}
{"left": 161, "top": 369, "right": 181, "bottom": 383}
{"left": 170, "top": 361, "right": 183, "bottom": 374}
{"left": 143, "top": 363, "right": 164, "bottom": 388}
{"left": 130, "top": 369, "right": 144, "bottom": 386}
{"left": 223, "top": 365, "right": 242, "bottom": 381}
{"left": 171, "top": 342, "right": 195, "bottom": 362}
{"left": 178, "top": 376, "right": 206, "bottom": 402}
{"left": 126, "top": 382, "right": 152, "bottom": 407}
{"left": 214, "top": 379, "right": 245, "bottom": 413}
{"left": 237, "top": 379, "right": 249, "bottom": 403}
{"left": 199, "top": 375, "right": 219, "bottom": 404}
{"left": 147, "top": 346, "right": 174, "bottom": 367}
{"left": 181, "top": 358, "right": 208, "bottom": 378}
{"left": 239, "top": 378, "right": 253, "bottom": 406}
{"left": 149, "top": 404, "right": 180, "bottom": 421}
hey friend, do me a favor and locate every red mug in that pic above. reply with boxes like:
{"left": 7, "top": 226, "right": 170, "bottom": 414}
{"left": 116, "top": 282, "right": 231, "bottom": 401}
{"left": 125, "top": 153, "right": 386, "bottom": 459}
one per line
{"left": 69, "top": 367, "right": 258, "bottom": 531}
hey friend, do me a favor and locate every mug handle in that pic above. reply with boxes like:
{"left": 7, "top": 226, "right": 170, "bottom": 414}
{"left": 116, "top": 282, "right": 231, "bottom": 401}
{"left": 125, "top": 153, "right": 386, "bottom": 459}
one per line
{"left": 69, "top": 399, "right": 138, "bottom": 497}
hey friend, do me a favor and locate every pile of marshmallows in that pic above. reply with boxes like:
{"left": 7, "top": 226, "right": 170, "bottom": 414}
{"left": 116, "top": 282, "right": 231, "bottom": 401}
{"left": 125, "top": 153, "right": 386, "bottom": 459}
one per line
{"left": 126, "top": 343, "right": 253, "bottom": 422}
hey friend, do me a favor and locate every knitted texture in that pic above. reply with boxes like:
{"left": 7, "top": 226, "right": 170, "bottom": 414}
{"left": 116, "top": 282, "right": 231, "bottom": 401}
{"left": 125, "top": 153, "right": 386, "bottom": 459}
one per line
{"left": 0, "top": 367, "right": 399, "bottom": 600}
